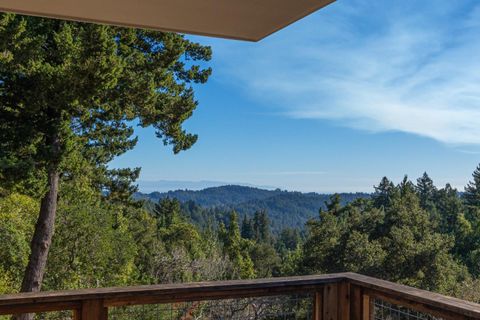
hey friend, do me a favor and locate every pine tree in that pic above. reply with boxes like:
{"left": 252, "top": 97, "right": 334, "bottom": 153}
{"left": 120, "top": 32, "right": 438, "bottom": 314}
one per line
{"left": 0, "top": 13, "right": 211, "bottom": 299}
{"left": 435, "top": 184, "right": 462, "bottom": 233}
{"left": 220, "top": 211, "right": 255, "bottom": 279}
{"left": 399, "top": 175, "right": 415, "bottom": 197}
{"left": 153, "top": 198, "right": 181, "bottom": 229}
{"left": 465, "top": 164, "right": 480, "bottom": 207}
{"left": 325, "top": 194, "right": 342, "bottom": 215}
{"left": 253, "top": 210, "right": 270, "bottom": 242}
{"left": 277, "top": 228, "right": 301, "bottom": 251}
{"left": 416, "top": 172, "right": 437, "bottom": 211}
{"left": 227, "top": 211, "right": 242, "bottom": 250}
{"left": 373, "top": 177, "right": 396, "bottom": 208}
{"left": 241, "top": 215, "right": 254, "bottom": 239}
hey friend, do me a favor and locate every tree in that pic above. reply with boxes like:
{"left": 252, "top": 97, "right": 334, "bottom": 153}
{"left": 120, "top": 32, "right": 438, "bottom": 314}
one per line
{"left": 253, "top": 210, "right": 270, "bottom": 242}
{"left": 301, "top": 176, "right": 469, "bottom": 294}
{"left": 220, "top": 212, "right": 255, "bottom": 279}
{"left": 0, "top": 194, "right": 37, "bottom": 294}
{"left": 276, "top": 228, "right": 301, "bottom": 252}
{"left": 465, "top": 164, "right": 480, "bottom": 207}
{"left": 44, "top": 187, "right": 138, "bottom": 290}
{"left": 153, "top": 198, "right": 181, "bottom": 229}
{"left": 249, "top": 243, "right": 281, "bottom": 278}
{"left": 325, "top": 194, "right": 342, "bottom": 215}
{"left": 435, "top": 184, "right": 464, "bottom": 233}
{"left": 373, "top": 177, "right": 396, "bottom": 208}
{"left": 0, "top": 13, "right": 211, "bottom": 298}
{"left": 416, "top": 172, "right": 437, "bottom": 211}
{"left": 241, "top": 215, "right": 254, "bottom": 240}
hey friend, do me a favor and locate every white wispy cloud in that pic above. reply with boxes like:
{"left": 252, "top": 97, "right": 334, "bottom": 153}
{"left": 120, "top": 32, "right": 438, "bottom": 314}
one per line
{"left": 210, "top": 0, "right": 480, "bottom": 145}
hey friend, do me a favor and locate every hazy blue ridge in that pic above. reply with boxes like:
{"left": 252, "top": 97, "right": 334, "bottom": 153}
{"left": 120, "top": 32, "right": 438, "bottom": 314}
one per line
{"left": 135, "top": 185, "right": 370, "bottom": 231}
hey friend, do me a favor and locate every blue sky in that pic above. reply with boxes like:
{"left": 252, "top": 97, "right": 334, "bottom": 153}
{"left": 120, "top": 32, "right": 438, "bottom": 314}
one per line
{"left": 110, "top": 0, "right": 480, "bottom": 193}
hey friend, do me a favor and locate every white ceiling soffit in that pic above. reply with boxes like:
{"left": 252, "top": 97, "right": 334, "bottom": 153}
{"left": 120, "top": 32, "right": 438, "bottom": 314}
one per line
{"left": 0, "top": 0, "right": 335, "bottom": 41}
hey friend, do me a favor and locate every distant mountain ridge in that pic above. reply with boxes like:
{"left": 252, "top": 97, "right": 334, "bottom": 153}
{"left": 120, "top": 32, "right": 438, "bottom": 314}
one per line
{"left": 137, "top": 180, "right": 275, "bottom": 192}
{"left": 135, "top": 185, "right": 370, "bottom": 230}
{"left": 136, "top": 185, "right": 283, "bottom": 206}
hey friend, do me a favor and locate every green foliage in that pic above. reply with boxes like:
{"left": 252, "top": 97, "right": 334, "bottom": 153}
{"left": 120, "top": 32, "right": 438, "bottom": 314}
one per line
{"left": 0, "top": 13, "right": 212, "bottom": 293}
{"left": 435, "top": 184, "right": 465, "bottom": 233}
{"left": 43, "top": 186, "right": 138, "bottom": 290}
{"left": 240, "top": 214, "right": 254, "bottom": 239}
{"left": 140, "top": 198, "right": 235, "bottom": 283}
{"left": 341, "top": 230, "right": 385, "bottom": 273}
{"left": 0, "top": 193, "right": 37, "bottom": 293}
{"left": 276, "top": 228, "right": 301, "bottom": 252}
{"left": 0, "top": 187, "right": 243, "bottom": 293}
{"left": 373, "top": 177, "right": 396, "bottom": 208}
{"left": 277, "top": 247, "right": 303, "bottom": 276}
{"left": 324, "top": 194, "right": 342, "bottom": 214}
{"left": 416, "top": 172, "right": 437, "bottom": 212}
{"left": 301, "top": 175, "right": 470, "bottom": 295}
{"left": 0, "top": 13, "right": 211, "bottom": 197}
{"left": 253, "top": 210, "right": 270, "bottom": 242}
{"left": 465, "top": 164, "right": 480, "bottom": 207}
{"left": 218, "top": 211, "right": 255, "bottom": 279}
{"left": 249, "top": 243, "right": 281, "bottom": 278}
{"left": 456, "top": 278, "right": 480, "bottom": 303}
{"left": 153, "top": 197, "right": 182, "bottom": 229}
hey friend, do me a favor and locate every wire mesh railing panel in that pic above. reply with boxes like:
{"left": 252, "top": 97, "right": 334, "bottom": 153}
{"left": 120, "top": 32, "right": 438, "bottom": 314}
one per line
{"left": 34, "top": 311, "right": 75, "bottom": 320}
{"left": 373, "top": 299, "right": 441, "bottom": 320}
{"left": 0, "top": 310, "right": 75, "bottom": 320}
{"left": 109, "top": 293, "right": 313, "bottom": 320}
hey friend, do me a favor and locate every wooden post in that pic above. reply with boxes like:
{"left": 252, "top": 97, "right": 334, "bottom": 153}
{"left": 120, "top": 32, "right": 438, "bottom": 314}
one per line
{"left": 72, "top": 308, "right": 81, "bottom": 320}
{"left": 362, "top": 294, "right": 373, "bottom": 320}
{"left": 338, "top": 281, "right": 350, "bottom": 320}
{"left": 323, "top": 283, "right": 338, "bottom": 320}
{"left": 321, "top": 281, "right": 350, "bottom": 320}
{"left": 313, "top": 291, "right": 323, "bottom": 320}
{"left": 79, "top": 299, "right": 108, "bottom": 320}
{"left": 350, "top": 285, "right": 363, "bottom": 320}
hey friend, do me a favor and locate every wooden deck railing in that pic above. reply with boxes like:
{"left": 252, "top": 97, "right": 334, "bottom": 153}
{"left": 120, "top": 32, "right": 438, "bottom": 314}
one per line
{"left": 0, "top": 272, "right": 479, "bottom": 320}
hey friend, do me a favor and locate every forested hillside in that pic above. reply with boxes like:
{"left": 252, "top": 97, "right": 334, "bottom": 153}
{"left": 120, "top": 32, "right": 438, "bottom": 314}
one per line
{"left": 4, "top": 166, "right": 480, "bottom": 306}
{"left": 136, "top": 186, "right": 369, "bottom": 230}
{"left": 136, "top": 185, "right": 285, "bottom": 206}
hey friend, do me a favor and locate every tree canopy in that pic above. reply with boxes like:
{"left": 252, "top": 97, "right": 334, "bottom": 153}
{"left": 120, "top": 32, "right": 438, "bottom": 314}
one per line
{"left": 0, "top": 13, "right": 211, "bottom": 299}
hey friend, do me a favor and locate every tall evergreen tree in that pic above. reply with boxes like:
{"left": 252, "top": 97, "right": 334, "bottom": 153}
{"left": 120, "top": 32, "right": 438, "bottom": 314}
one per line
{"left": 325, "top": 194, "right": 342, "bottom": 215}
{"left": 227, "top": 211, "right": 242, "bottom": 250}
{"left": 398, "top": 175, "right": 415, "bottom": 197}
{"left": 241, "top": 215, "right": 254, "bottom": 240}
{"left": 465, "top": 164, "right": 480, "bottom": 207}
{"left": 253, "top": 210, "right": 271, "bottom": 242}
{"left": 435, "top": 184, "right": 463, "bottom": 232}
{"left": 220, "top": 211, "right": 254, "bottom": 279}
{"left": 373, "top": 177, "right": 396, "bottom": 208}
{"left": 0, "top": 13, "right": 211, "bottom": 299}
{"left": 277, "top": 228, "right": 301, "bottom": 251}
{"left": 416, "top": 172, "right": 437, "bottom": 211}
{"left": 153, "top": 198, "right": 181, "bottom": 229}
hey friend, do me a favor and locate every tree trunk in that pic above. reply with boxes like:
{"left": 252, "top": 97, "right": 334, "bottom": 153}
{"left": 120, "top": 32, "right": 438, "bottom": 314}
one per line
{"left": 22, "top": 168, "right": 60, "bottom": 291}
{"left": 14, "top": 168, "right": 60, "bottom": 320}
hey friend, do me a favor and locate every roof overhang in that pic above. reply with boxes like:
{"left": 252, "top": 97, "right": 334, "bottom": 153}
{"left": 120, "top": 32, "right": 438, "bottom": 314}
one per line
{"left": 0, "top": 0, "right": 335, "bottom": 41}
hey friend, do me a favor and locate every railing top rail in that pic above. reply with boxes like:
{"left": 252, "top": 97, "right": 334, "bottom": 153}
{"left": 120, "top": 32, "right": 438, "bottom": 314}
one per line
{"left": 345, "top": 272, "right": 480, "bottom": 319}
{"left": 1, "top": 272, "right": 480, "bottom": 319}
{"left": 0, "top": 273, "right": 345, "bottom": 308}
